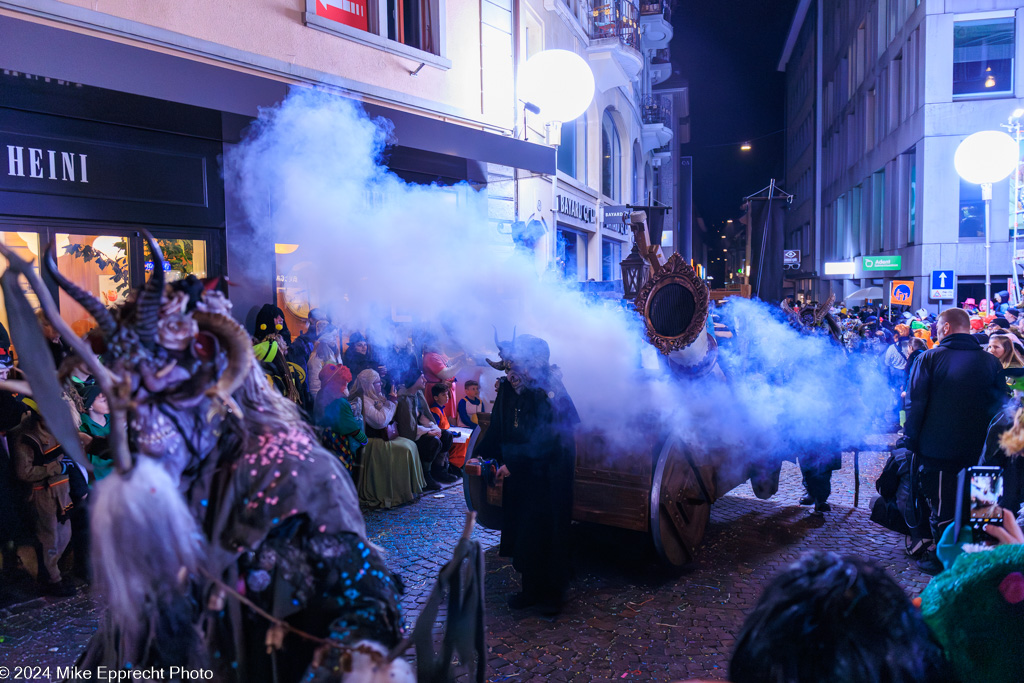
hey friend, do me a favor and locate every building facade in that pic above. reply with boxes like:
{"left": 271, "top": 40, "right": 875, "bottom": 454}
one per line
{"left": 516, "top": 0, "right": 679, "bottom": 285}
{"left": 781, "top": 0, "right": 1024, "bottom": 311}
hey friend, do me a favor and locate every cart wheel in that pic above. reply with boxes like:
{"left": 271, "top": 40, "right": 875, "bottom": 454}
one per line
{"left": 650, "top": 434, "right": 713, "bottom": 567}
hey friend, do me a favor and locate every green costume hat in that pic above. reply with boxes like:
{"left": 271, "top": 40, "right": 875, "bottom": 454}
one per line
{"left": 920, "top": 545, "right": 1024, "bottom": 683}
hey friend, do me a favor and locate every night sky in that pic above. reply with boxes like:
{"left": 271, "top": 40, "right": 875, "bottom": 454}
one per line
{"left": 672, "top": 0, "right": 800, "bottom": 226}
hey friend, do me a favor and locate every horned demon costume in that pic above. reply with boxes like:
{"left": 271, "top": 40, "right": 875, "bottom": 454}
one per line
{"left": 476, "top": 333, "right": 579, "bottom": 612}
{"left": 0, "top": 237, "right": 416, "bottom": 682}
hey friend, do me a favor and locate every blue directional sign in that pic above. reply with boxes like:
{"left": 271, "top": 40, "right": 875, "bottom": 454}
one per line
{"left": 931, "top": 270, "right": 954, "bottom": 300}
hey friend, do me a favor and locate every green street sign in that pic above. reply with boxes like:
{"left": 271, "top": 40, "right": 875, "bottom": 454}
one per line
{"left": 862, "top": 255, "right": 901, "bottom": 271}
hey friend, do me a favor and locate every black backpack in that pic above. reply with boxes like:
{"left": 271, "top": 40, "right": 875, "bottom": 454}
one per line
{"left": 870, "top": 447, "right": 930, "bottom": 538}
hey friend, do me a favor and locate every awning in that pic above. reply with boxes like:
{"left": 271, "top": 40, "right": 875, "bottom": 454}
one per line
{"left": 0, "top": 15, "right": 555, "bottom": 175}
{"left": 845, "top": 287, "right": 884, "bottom": 302}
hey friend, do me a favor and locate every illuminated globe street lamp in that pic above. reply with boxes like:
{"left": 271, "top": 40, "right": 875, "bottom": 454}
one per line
{"left": 518, "top": 49, "right": 595, "bottom": 269}
{"left": 955, "top": 130, "right": 1019, "bottom": 305}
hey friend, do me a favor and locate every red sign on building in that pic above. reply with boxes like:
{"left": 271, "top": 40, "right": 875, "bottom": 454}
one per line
{"left": 316, "top": 0, "right": 368, "bottom": 31}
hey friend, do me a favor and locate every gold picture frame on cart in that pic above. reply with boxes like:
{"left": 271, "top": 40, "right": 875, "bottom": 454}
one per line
{"left": 634, "top": 252, "right": 710, "bottom": 356}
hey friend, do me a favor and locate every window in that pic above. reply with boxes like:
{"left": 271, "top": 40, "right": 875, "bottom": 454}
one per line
{"left": 871, "top": 170, "right": 885, "bottom": 252}
{"left": 602, "top": 239, "right": 622, "bottom": 281}
{"left": 632, "top": 143, "right": 641, "bottom": 203}
{"left": 557, "top": 121, "right": 576, "bottom": 177}
{"left": 959, "top": 177, "right": 985, "bottom": 238}
{"left": 304, "top": 0, "right": 448, "bottom": 67}
{"left": 954, "top": 18, "right": 1014, "bottom": 98}
{"left": 906, "top": 147, "right": 917, "bottom": 244}
{"left": 601, "top": 109, "right": 621, "bottom": 200}
{"left": 557, "top": 227, "right": 587, "bottom": 281}
{"left": 0, "top": 232, "right": 40, "bottom": 335}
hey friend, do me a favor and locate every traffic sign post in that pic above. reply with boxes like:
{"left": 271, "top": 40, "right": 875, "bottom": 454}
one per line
{"left": 931, "top": 270, "right": 954, "bottom": 300}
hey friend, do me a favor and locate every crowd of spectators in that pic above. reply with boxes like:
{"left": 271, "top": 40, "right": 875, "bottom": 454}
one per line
{"left": 245, "top": 304, "right": 485, "bottom": 510}
{"left": 0, "top": 302, "right": 489, "bottom": 600}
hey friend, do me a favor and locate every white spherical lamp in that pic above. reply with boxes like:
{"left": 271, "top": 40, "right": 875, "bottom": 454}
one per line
{"left": 518, "top": 49, "right": 595, "bottom": 123}
{"left": 954, "top": 130, "right": 1019, "bottom": 185}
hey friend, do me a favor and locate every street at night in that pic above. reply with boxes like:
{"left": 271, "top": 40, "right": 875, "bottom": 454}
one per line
{"left": 3, "top": 0, "right": 1024, "bottom": 681}
{"left": 3, "top": 440, "right": 936, "bottom": 681}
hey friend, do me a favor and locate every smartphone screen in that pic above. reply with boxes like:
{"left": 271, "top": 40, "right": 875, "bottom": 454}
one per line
{"left": 969, "top": 470, "right": 1004, "bottom": 526}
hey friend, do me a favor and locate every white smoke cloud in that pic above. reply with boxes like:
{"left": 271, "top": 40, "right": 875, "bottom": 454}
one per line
{"left": 224, "top": 89, "right": 891, "bottom": 474}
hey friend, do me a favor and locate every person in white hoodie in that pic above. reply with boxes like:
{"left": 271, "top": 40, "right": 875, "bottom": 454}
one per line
{"left": 307, "top": 324, "right": 341, "bottom": 397}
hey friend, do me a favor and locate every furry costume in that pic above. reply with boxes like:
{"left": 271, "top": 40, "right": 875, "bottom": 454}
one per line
{"left": 0, "top": 236, "right": 409, "bottom": 682}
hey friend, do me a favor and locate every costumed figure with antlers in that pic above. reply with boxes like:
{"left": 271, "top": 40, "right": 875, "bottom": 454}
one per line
{"left": 476, "top": 333, "right": 579, "bottom": 616}
{"left": 0, "top": 236, "right": 453, "bottom": 682}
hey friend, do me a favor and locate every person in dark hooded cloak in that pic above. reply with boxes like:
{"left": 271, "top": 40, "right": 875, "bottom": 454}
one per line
{"left": 475, "top": 334, "right": 579, "bottom": 615}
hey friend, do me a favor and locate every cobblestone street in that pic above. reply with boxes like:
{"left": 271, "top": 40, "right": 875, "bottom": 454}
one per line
{"left": 0, "top": 436, "right": 931, "bottom": 681}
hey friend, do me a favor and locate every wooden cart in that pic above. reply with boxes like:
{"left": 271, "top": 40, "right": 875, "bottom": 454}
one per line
{"left": 462, "top": 414, "right": 778, "bottom": 567}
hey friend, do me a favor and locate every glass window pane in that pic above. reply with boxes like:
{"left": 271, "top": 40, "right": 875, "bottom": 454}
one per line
{"left": 0, "top": 231, "right": 42, "bottom": 343}
{"left": 56, "top": 233, "right": 130, "bottom": 338}
{"left": 142, "top": 239, "right": 208, "bottom": 283}
{"left": 959, "top": 178, "right": 985, "bottom": 239}
{"left": 954, "top": 18, "right": 1014, "bottom": 96}
{"left": 557, "top": 120, "right": 576, "bottom": 177}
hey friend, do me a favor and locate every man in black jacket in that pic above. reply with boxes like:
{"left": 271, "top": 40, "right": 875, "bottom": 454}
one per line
{"left": 904, "top": 307, "right": 1005, "bottom": 572}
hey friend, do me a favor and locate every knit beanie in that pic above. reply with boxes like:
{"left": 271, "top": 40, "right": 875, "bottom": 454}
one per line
{"left": 319, "top": 363, "right": 352, "bottom": 398}
{"left": 82, "top": 384, "right": 104, "bottom": 410}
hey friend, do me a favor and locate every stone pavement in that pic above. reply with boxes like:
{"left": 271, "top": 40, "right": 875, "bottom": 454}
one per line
{"left": 0, "top": 437, "right": 932, "bottom": 682}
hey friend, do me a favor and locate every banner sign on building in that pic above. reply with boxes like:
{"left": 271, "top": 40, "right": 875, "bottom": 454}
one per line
{"left": 862, "top": 255, "right": 901, "bottom": 271}
{"left": 602, "top": 205, "right": 630, "bottom": 235}
{"left": 890, "top": 280, "right": 914, "bottom": 306}
{"left": 315, "top": 0, "right": 368, "bottom": 30}
{"left": 783, "top": 249, "right": 800, "bottom": 266}
{"left": 930, "top": 270, "right": 954, "bottom": 300}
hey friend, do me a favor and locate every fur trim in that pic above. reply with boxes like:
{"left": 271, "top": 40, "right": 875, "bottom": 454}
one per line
{"left": 90, "top": 457, "right": 204, "bottom": 653}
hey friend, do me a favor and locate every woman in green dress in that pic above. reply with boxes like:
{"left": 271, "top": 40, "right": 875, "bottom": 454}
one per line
{"left": 349, "top": 369, "right": 425, "bottom": 508}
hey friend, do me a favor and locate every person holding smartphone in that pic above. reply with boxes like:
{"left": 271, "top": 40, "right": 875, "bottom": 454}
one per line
{"left": 904, "top": 307, "right": 1006, "bottom": 574}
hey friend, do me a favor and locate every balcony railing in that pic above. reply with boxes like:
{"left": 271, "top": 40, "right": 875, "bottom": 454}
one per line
{"left": 639, "top": 0, "right": 671, "bottom": 23}
{"left": 642, "top": 95, "right": 671, "bottom": 126}
{"left": 587, "top": 0, "right": 641, "bottom": 52}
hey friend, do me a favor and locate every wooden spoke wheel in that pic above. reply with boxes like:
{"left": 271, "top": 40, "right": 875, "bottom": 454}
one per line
{"left": 650, "top": 434, "right": 714, "bottom": 567}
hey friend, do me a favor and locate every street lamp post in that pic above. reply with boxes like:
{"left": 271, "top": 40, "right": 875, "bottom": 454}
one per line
{"left": 519, "top": 50, "right": 595, "bottom": 272}
{"left": 954, "top": 130, "right": 1019, "bottom": 305}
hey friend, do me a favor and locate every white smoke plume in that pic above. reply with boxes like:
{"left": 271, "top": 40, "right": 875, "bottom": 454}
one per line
{"left": 224, "top": 89, "right": 891, "bottom": 472}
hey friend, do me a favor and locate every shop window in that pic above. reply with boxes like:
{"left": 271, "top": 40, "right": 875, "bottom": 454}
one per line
{"left": 954, "top": 18, "right": 1014, "bottom": 98}
{"left": 959, "top": 178, "right": 985, "bottom": 239}
{"left": 0, "top": 232, "right": 41, "bottom": 339}
{"left": 56, "top": 233, "right": 131, "bottom": 338}
{"left": 601, "top": 109, "right": 621, "bottom": 200}
{"left": 602, "top": 239, "right": 622, "bottom": 281}
{"left": 142, "top": 239, "right": 208, "bottom": 283}
{"left": 557, "top": 228, "right": 587, "bottom": 281}
{"left": 54, "top": 234, "right": 208, "bottom": 338}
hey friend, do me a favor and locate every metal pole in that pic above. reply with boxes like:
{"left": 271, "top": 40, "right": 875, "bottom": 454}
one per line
{"left": 984, "top": 182, "right": 993, "bottom": 306}
{"left": 1015, "top": 119, "right": 1022, "bottom": 304}
{"left": 1014, "top": 120, "right": 1020, "bottom": 294}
